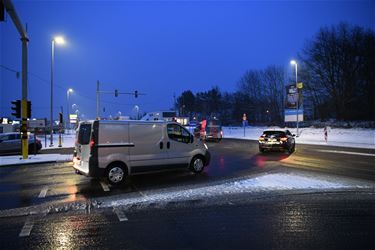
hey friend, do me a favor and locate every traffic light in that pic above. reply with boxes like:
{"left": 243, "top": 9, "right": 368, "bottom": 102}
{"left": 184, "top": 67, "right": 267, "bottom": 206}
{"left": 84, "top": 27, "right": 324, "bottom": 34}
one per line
{"left": 59, "top": 112, "right": 63, "bottom": 124}
{"left": 11, "top": 100, "right": 21, "bottom": 118}
{"left": 115, "top": 89, "right": 118, "bottom": 97}
{"left": 26, "top": 101, "right": 31, "bottom": 118}
{"left": 134, "top": 90, "right": 138, "bottom": 98}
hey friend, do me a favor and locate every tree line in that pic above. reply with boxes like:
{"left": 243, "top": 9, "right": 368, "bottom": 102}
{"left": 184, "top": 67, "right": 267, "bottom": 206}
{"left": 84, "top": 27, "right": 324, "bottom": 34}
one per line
{"left": 175, "top": 23, "right": 375, "bottom": 125}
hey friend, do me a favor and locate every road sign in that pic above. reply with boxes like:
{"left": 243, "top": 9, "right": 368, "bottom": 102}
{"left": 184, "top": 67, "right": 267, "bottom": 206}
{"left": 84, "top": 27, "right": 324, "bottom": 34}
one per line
{"left": 28, "top": 119, "right": 46, "bottom": 128}
{"left": 70, "top": 114, "right": 78, "bottom": 124}
{"left": 284, "top": 109, "right": 304, "bottom": 122}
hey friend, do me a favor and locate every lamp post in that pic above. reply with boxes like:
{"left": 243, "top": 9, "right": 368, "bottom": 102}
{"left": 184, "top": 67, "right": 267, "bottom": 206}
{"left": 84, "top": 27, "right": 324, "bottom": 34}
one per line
{"left": 290, "top": 60, "right": 299, "bottom": 136}
{"left": 66, "top": 88, "right": 73, "bottom": 131}
{"left": 50, "top": 36, "right": 65, "bottom": 147}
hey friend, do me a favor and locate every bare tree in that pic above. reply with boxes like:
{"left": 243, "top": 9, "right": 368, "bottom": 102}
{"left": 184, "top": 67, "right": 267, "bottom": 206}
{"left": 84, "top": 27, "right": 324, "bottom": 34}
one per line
{"left": 300, "top": 23, "right": 375, "bottom": 120}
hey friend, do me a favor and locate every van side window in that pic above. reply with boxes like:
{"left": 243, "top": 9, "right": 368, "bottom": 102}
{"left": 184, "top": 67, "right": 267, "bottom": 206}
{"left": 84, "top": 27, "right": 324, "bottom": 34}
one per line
{"left": 78, "top": 124, "right": 92, "bottom": 145}
{"left": 167, "top": 124, "right": 190, "bottom": 143}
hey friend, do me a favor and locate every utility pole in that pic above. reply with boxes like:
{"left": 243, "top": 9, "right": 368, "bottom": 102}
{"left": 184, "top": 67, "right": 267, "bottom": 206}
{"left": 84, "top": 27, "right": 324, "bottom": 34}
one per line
{"left": 2, "top": 0, "right": 30, "bottom": 159}
{"left": 96, "top": 80, "right": 100, "bottom": 119}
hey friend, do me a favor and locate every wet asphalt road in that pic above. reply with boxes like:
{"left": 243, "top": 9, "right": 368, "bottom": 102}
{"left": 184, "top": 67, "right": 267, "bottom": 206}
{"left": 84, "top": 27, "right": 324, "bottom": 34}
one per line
{"left": 0, "top": 192, "right": 374, "bottom": 249}
{"left": 0, "top": 139, "right": 374, "bottom": 249}
{"left": 0, "top": 139, "right": 374, "bottom": 211}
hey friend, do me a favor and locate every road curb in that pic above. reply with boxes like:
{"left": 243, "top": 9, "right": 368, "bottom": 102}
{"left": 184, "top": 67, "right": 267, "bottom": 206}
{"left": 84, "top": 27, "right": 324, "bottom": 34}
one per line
{"left": 0, "top": 157, "right": 72, "bottom": 168}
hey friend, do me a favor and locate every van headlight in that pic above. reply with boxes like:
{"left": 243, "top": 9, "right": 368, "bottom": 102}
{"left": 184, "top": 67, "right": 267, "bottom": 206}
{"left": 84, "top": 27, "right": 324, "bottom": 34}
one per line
{"left": 204, "top": 143, "right": 208, "bottom": 150}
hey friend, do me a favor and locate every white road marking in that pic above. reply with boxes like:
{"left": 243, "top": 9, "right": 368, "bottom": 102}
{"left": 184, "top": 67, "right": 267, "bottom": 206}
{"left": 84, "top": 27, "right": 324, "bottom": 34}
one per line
{"left": 100, "top": 181, "right": 110, "bottom": 192}
{"left": 316, "top": 149, "right": 375, "bottom": 157}
{"left": 131, "top": 184, "right": 147, "bottom": 197}
{"left": 19, "top": 218, "right": 34, "bottom": 237}
{"left": 38, "top": 187, "right": 48, "bottom": 198}
{"left": 114, "top": 208, "right": 128, "bottom": 222}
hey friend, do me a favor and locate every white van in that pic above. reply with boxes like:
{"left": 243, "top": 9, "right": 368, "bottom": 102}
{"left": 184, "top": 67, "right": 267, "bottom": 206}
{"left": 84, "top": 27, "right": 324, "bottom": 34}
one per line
{"left": 73, "top": 120, "right": 210, "bottom": 185}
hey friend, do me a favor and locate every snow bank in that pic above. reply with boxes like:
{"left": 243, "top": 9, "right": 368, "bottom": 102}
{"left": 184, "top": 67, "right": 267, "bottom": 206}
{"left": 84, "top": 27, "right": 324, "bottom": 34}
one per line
{"left": 104, "top": 172, "right": 372, "bottom": 209}
{"left": 223, "top": 126, "right": 375, "bottom": 149}
{"left": 0, "top": 154, "right": 72, "bottom": 166}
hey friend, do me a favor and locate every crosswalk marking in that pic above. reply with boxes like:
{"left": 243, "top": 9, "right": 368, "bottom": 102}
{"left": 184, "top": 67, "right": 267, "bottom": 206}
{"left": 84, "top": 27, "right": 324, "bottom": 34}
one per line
{"left": 100, "top": 181, "right": 110, "bottom": 192}
{"left": 114, "top": 208, "right": 128, "bottom": 222}
{"left": 38, "top": 187, "right": 48, "bottom": 198}
{"left": 19, "top": 218, "right": 34, "bottom": 237}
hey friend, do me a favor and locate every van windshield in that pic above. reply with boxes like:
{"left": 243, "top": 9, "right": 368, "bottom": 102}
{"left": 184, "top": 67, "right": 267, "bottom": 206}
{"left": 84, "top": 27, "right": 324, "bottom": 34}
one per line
{"left": 78, "top": 124, "right": 92, "bottom": 145}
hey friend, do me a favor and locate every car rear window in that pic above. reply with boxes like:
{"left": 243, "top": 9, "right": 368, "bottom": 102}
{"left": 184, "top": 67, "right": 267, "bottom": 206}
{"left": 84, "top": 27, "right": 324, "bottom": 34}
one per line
{"left": 78, "top": 124, "right": 92, "bottom": 145}
{"left": 263, "top": 131, "right": 286, "bottom": 137}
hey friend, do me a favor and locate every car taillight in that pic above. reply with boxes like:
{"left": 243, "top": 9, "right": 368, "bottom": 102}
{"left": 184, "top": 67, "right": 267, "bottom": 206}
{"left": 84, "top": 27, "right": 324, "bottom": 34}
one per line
{"left": 90, "top": 138, "right": 95, "bottom": 148}
{"left": 280, "top": 137, "right": 288, "bottom": 142}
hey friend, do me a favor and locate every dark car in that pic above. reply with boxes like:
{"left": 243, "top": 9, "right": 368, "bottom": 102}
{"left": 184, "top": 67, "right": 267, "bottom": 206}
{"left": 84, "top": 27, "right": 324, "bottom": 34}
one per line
{"left": 258, "top": 129, "right": 295, "bottom": 153}
{"left": 0, "top": 132, "right": 42, "bottom": 155}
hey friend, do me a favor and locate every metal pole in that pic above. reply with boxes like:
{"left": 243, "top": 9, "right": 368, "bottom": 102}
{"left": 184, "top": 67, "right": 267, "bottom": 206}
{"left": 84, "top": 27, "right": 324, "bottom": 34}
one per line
{"left": 295, "top": 63, "right": 299, "bottom": 137}
{"left": 50, "top": 39, "right": 54, "bottom": 146}
{"left": 96, "top": 80, "right": 100, "bottom": 120}
{"left": 4, "top": 0, "right": 30, "bottom": 159}
{"left": 66, "top": 90, "right": 70, "bottom": 132}
{"left": 21, "top": 36, "right": 28, "bottom": 159}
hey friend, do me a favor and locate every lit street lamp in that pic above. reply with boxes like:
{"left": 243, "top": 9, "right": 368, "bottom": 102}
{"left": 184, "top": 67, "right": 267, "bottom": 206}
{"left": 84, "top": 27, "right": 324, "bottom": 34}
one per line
{"left": 290, "top": 60, "right": 299, "bottom": 136}
{"left": 66, "top": 88, "right": 73, "bottom": 131}
{"left": 50, "top": 36, "right": 65, "bottom": 147}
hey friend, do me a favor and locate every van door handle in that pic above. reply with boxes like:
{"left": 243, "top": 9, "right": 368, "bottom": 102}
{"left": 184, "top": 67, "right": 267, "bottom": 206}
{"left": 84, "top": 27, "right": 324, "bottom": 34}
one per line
{"left": 159, "top": 142, "right": 163, "bottom": 149}
{"left": 167, "top": 142, "right": 170, "bottom": 149}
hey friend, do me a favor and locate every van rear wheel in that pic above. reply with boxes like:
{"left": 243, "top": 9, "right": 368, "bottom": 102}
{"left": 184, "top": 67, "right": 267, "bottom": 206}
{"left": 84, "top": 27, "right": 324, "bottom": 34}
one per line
{"left": 190, "top": 156, "right": 204, "bottom": 173}
{"left": 107, "top": 163, "right": 126, "bottom": 185}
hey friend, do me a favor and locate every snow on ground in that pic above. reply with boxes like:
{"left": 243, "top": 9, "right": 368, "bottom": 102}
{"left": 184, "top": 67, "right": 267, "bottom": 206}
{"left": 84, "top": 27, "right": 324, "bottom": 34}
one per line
{"left": 223, "top": 126, "right": 375, "bottom": 149}
{"left": 103, "top": 172, "right": 373, "bottom": 209}
{"left": 37, "top": 130, "right": 76, "bottom": 150}
{"left": 0, "top": 154, "right": 73, "bottom": 167}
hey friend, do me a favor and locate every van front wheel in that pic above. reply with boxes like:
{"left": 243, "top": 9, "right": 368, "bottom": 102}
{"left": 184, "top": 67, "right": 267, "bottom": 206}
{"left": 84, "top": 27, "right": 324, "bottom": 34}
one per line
{"left": 107, "top": 163, "right": 126, "bottom": 185}
{"left": 190, "top": 156, "right": 204, "bottom": 173}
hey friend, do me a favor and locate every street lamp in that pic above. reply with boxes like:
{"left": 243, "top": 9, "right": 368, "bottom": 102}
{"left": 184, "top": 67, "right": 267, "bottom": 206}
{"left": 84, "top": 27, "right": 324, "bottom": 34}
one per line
{"left": 66, "top": 88, "right": 73, "bottom": 131}
{"left": 50, "top": 35, "right": 66, "bottom": 147}
{"left": 290, "top": 60, "right": 299, "bottom": 136}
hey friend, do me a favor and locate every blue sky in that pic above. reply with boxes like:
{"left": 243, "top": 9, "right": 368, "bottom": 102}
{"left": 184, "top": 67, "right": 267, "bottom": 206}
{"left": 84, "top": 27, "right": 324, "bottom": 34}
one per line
{"left": 1, "top": 0, "right": 374, "bottom": 120}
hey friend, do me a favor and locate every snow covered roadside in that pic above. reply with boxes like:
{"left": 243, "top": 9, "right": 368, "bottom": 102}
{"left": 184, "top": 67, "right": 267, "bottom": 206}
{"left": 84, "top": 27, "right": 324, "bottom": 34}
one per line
{"left": 99, "top": 172, "right": 374, "bottom": 210}
{"left": 37, "top": 132, "right": 75, "bottom": 150}
{"left": 223, "top": 126, "right": 375, "bottom": 149}
{"left": 1, "top": 171, "right": 373, "bottom": 218}
{"left": 0, "top": 154, "right": 72, "bottom": 167}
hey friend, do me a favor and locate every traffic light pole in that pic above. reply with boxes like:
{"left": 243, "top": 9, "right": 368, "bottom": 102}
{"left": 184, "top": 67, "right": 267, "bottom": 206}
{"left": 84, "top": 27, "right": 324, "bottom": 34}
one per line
{"left": 95, "top": 80, "right": 143, "bottom": 120}
{"left": 3, "top": 0, "right": 30, "bottom": 159}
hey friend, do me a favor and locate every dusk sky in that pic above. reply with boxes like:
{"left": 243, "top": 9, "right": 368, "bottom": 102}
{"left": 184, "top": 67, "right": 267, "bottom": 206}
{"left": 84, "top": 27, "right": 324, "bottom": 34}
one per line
{"left": 1, "top": 0, "right": 374, "bottom": 120}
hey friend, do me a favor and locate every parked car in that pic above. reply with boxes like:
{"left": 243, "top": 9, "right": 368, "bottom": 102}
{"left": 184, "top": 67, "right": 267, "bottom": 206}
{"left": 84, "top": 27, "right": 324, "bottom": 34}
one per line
{"left": 258, "top": 129, "right": 295, "bottom": 153}
{"left": 194, "top": 119, "right": 223, "bottom": 142}
{"left": 0, "top": 132, "right": 42, "bottom": 155}
{"left": 73, "top": 120, "right": 210, "bottom": 185}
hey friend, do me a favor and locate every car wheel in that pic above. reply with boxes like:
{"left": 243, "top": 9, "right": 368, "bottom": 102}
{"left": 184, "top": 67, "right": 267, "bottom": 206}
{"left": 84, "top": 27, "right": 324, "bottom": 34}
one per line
{"left": 259, "top": 147, "right": 265, "bottom": 153}
{"left": 288, "top": 144, "right": 295, "bottom": 154}
{"left": 107, "top": 163, "right": 127, "bottom": 185}
{"left": 190, "top": 156, "right": 204, "bottom": 173}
